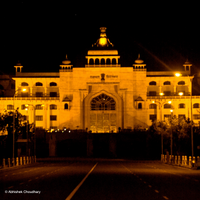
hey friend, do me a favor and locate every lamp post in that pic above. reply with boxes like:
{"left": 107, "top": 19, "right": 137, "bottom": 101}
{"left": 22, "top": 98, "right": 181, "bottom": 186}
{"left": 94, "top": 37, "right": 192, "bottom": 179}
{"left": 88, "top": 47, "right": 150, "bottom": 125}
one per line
{"left": 12, "top": 88, "right": 26, "bottom": 166}
{"left": 170, "top": 109, "right": 173, "bottom": 162}
{"left": 152, "top": 97, "right": 172, "bottom": 155}
{"left": 25, "top": 104, "right": 36, "bottom": 157}
{"left": 175, "top": 72, "right": 194, "bottom": 159}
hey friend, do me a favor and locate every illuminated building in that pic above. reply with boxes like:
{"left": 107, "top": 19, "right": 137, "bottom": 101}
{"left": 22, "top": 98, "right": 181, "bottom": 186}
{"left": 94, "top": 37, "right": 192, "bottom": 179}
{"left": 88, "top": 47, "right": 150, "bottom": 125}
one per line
{"left": 0, "top": 27, "right": 200, "bottom": 133}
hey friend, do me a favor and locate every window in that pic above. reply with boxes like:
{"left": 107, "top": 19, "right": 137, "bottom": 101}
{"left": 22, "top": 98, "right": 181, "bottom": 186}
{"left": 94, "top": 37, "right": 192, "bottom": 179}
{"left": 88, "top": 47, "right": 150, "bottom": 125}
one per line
{"left": 91, "top": 93, "right": 116, "bottom": 110}
{"left": 178, "top": 81, "right": 185, "bottom": 85}
{"left": 193, "top": 114, "right": 200, "bottom": 119}
{"left": 164, "top": 91, "right": 171, "bottom": 96}
{"left": 64, "top": 103, "right": 68, "bottom": 110}
{"left": 163, "top": 81, "right": 171, "bottom": 85}
{"left": 35, "top": 82, "right": 43, "bottom": 86}
{"left": 21, "top": 82, "right": 29, "bottom": 86}
{"left": 164, "top": 115, "right": 171, "bottom": 119}
{"left": 50, "top": 104, "right": 57, "bottom": 110}
{"left": 21, "top": 92, "right": 28, "bottom": 97}
{"left": 150, "top": 114, "right": 157, "bottom": 121}
{"left": 149, "top": 91, "right": 157, "bottom": 96}
{"left": 149, "top": 81, "right": 156, "bottom": 85}
{"left": 178, "top": 115, "right": 186, "bottom": 119}
{"left": 164, "top": 104, "right": 171, "bottom": 109}
{"left": 95, "top": 58, "right": 99, "bottom": 64}
{"left": 89, "top": 58, "right": 94, "bottom": 64}
{"left": 35, "top": 104, "right": 43, "bottom": 110}
{"left": 36, "top": 92, "right": 43, "bottom": 97}
{"left": 138, "top": 103, "right": 142, "bottom": 109}
{"left": 50, "top": 115, "right": 57, "bottom": 121}
{"left": 101, "top": 58, "right": 105, "bottom": 64}
{"left": 193, "top": 103, "right": 200, "bottom": 108}
{"left": 21, "top": 104, "right": 26, "bottom": 110}
{"left": 50, "top": 92, "right": 57, "bottom": 97}
{"left": 149, "top": 104, "right": 157, "bottom": 109}
{"left": 36, "top": 115, "right": 43, "bottom": 121}
{"left": 179, "top": 103, "right": 185, "bottom": 108}
{"left": 50, "top": 82, "right": 57, "bottom": 86}
{"left": 7, "top": 105, "right": 14, "bottom": 110}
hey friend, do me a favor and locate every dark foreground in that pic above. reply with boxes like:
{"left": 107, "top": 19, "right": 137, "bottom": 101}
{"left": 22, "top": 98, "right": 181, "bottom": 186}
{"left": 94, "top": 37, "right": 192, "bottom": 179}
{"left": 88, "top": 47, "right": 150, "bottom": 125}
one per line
{"left": 1, "top": 159, "right": 200, "bottom": 200}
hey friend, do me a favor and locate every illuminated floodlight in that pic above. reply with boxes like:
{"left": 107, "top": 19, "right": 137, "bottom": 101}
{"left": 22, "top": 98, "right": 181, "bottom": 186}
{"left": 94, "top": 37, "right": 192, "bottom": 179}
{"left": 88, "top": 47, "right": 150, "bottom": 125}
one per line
{"left": 159, "top": 93, "right": 164, "bottom": 96}
{"left": 152, "top": 101, "right": 155, "bottom": 103}
{"left": 69, "top": 130, "right": 71, "bottom": 133}
{"left": 178, "top": 92, "right": 183, "bottom": 96}
{"left": 175, "top": 73, "right": 182, "bottom": 77}
{"left": 22, "top": 88, "right": 27, "bottom": 92}
{"left": 170, "top": 109, "right": 173, "bottom": 113}
{"left": 168, "top": 101, "right": 172, "bottom": 104}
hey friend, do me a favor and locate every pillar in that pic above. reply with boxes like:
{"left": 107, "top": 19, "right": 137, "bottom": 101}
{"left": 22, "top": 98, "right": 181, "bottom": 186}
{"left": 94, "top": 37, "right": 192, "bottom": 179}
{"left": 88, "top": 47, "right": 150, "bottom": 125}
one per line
{"left": 16, "top": 157, "right": 19, "bottom": 166}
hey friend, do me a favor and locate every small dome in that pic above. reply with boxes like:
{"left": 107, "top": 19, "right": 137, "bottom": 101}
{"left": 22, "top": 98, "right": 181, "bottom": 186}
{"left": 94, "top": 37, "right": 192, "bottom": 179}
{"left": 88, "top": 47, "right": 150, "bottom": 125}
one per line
{"left": 135, "top": 54, "right": 144, "bottom": 64}
{"left": 16, "top": 61, "right": 22, "bottom": 66}
{"left": 62, "top": 55, "right": 71, "bottom": 65}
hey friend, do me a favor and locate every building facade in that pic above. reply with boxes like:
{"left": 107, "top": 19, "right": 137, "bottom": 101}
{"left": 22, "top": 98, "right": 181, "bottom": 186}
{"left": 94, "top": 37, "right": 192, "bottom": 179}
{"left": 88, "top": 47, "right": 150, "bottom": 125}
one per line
{"left": 0, "top": 27, "right": 200, "bottom": 133}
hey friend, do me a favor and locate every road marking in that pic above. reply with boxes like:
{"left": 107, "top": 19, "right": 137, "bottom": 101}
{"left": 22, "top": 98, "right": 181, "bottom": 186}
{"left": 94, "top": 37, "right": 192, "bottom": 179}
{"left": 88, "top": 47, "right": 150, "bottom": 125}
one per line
{"left": 65, "top": 162, "right": 98, "bottom": 200}
{"left": 148, "top": 185, "right": 152, "bottom": 188}
{"left": 163, "top": 196, "right": 169, "bottom": 200}
{"left": 28, "top": 179, "right": 32, "bottom": 182}
{"left": 155, "top": 189, "right": 159, "bottom": 193}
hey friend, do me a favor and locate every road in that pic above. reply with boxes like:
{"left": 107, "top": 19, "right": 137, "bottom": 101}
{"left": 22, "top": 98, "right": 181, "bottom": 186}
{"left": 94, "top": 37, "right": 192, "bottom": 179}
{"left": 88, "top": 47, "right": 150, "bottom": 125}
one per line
{"left": 1, "top": 159, "right": 200, "bottom": 200}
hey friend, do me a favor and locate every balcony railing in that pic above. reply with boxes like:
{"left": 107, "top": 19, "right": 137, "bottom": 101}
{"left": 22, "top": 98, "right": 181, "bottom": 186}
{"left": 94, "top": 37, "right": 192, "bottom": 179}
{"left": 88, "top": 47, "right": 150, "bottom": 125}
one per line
{"left": 147, "top": 92, "right": 192, "bottom": 99}
{"left": 0, "top": 94, "right": 60, "bottom": 100}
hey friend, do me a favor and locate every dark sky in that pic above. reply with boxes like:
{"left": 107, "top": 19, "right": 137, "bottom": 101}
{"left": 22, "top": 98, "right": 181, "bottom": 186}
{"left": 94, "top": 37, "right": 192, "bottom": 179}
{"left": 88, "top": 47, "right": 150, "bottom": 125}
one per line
{"left": 1, "top": 2, "right": 200, "bottom": 75}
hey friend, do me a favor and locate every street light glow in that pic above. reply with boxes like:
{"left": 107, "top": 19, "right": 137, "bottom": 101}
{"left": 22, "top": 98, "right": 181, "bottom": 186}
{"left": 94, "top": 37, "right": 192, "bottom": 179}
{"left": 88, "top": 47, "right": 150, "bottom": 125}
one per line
{"left": 175, "top": 73, "right": 182, "bottom": 77}
{"left": 178, "top": 92, "right": 183, "bottom": 96}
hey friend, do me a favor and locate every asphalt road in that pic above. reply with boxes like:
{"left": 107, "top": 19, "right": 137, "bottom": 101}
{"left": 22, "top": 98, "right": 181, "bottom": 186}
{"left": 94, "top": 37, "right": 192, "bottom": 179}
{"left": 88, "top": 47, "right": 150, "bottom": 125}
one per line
{"left": 1, "top": 159, "right": 200, "bottom": 200}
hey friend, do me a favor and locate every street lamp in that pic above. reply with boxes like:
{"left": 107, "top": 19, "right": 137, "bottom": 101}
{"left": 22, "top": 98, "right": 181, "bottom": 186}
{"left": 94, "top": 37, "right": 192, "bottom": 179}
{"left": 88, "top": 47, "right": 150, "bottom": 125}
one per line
{"left": 151, "top": 99, "right": 172, "bottom": 155}
{"left": 175, "top": 72, "right": 194, "bottom": 159}
{"left": 12, "top": 88, "right": 27, "bottom": 166}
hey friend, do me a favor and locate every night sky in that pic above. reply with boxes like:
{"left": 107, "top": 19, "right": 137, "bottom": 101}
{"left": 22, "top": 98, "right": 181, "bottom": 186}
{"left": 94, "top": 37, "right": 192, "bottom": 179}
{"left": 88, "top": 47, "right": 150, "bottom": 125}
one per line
{"left": 1, "top": 2, "right": 200, "bottom": 75}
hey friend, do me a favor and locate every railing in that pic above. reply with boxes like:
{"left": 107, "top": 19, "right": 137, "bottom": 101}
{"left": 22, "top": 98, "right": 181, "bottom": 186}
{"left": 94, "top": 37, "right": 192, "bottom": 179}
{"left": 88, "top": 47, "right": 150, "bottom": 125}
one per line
{"left": 0, "top": 95, "right": 60, "bottom": 100}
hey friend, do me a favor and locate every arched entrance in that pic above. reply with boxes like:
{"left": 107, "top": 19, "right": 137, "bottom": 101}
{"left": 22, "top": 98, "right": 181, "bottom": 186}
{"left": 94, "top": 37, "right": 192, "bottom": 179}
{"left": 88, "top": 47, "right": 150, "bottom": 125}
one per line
{"left": 90, "top": 93, "right": 117, "bottom": 133}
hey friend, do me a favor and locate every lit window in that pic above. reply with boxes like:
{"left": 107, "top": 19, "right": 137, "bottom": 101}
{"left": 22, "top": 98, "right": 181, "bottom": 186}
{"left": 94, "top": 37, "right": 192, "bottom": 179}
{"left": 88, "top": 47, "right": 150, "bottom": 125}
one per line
{"left": 149, "top": 81, "right": 156, "bottom": 85}
{"left": 164, "top": 104, "right": 171, "bottom": 109}
{"left": 163, "top": 81, "right": 171, "bottom": 85}
{"left": 21, "top": 82, "right": 29, "bottom": 86}
{"left": 90, "top": 93, "right": 116, "bottom": 110}
{"left": 150, "top": 114, "right": 157, "bottom": 121}
{"left": 178, "top": 103, "right": 185, "bottom": 108}
{"left": 50, "top": 104, "right": 57, "bottom": 110}
{"left": 36, "top": 115, "right": 43, "bottom": 121}
{"left": 7, "top": 105, "right": 14, "bottom": 110}
{"left": 50, "top": 115, "right": 57, "bottom": 121}
{"left": 35, "top": 82, "right": 43, "bottom": 86}
{"left": 35, "top": 104, "right": 43, "bottom": 110}
{"left": 50, "top": 82, "right": 57, "bottom": 86}
{"left": 193, "top": 103, "right": 200, "bottom": 108}
{"left": 149, "top": 104, "right": 157, "bottom": 109}
{"left": 178, "top": 81, "right": 185, "bottom": 85}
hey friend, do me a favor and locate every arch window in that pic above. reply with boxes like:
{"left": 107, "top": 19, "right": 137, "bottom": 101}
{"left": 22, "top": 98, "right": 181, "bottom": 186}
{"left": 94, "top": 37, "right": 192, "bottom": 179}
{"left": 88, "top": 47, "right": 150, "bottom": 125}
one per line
{"left": 50, "top": 82, "right": 57, "bottom": 86}
{"left": 101, "top": 58, "right": 105, "bottom": 64}
{"left": 64, "top": 103, "right": 68, "bottom": 110}
{"left": 35, "top": 82, "right": 43, "bottom": 86}
{"left": 50, "top": 104, "right": 57, "bottom": 110}
{"left": 164, "top": 104, "right": 172, "bottom": 109}
{"left": 112, "top": 58, "right": 116, "bottom": 64}
{"left": 95, "top": 58, "right": 99, "bottom": 64}
{"left": 149, "top": 81, "right": 156, "bottom": 85}
{"left": 7, "top": 104, "right": 14, "bottom": 110}
{"left": 89, "top": 59, "right": 94, "bottom": 64}
{"left": 193, "top": 103, "right": 200, "bottom": 108}
{"left": 138, "top": 103, "right": 142, "bottom": 109}
{"left": 35, "top": 104, "right": 44, "bottom": 110}
{"left": 178, "top": 81, "right": 185, "bottom": 85}
{"left": 21, "top": 104, "right": 26, "bottom": 110}
{"left": 149, "top": 104, "right": 157, "bottom": 109}
{"left": 179, "top": 103, "right": 185, "bottom": 108}
{"left": 21, "top": 82, "right": 29, "bottom": 86}
{"left": 164, "top": 81, "right": 171, "bottom": 85}
{"left": 91, "top": 93, "right": 116, "bottom": 110}
{"left": 106, "top": 58, "right": 110, "bottom": 64}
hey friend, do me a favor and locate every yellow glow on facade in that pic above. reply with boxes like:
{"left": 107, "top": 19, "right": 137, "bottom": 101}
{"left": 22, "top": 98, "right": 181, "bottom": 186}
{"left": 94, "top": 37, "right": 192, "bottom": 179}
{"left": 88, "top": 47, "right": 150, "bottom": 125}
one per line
{"left": 159, "top": 92, "right": 164, "bottom": 96}
{"left": 168, "top": 101, "right": 172, "bottom": 104}
{"left": 178, "top": 92, "right": 183, "bottom": 96}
